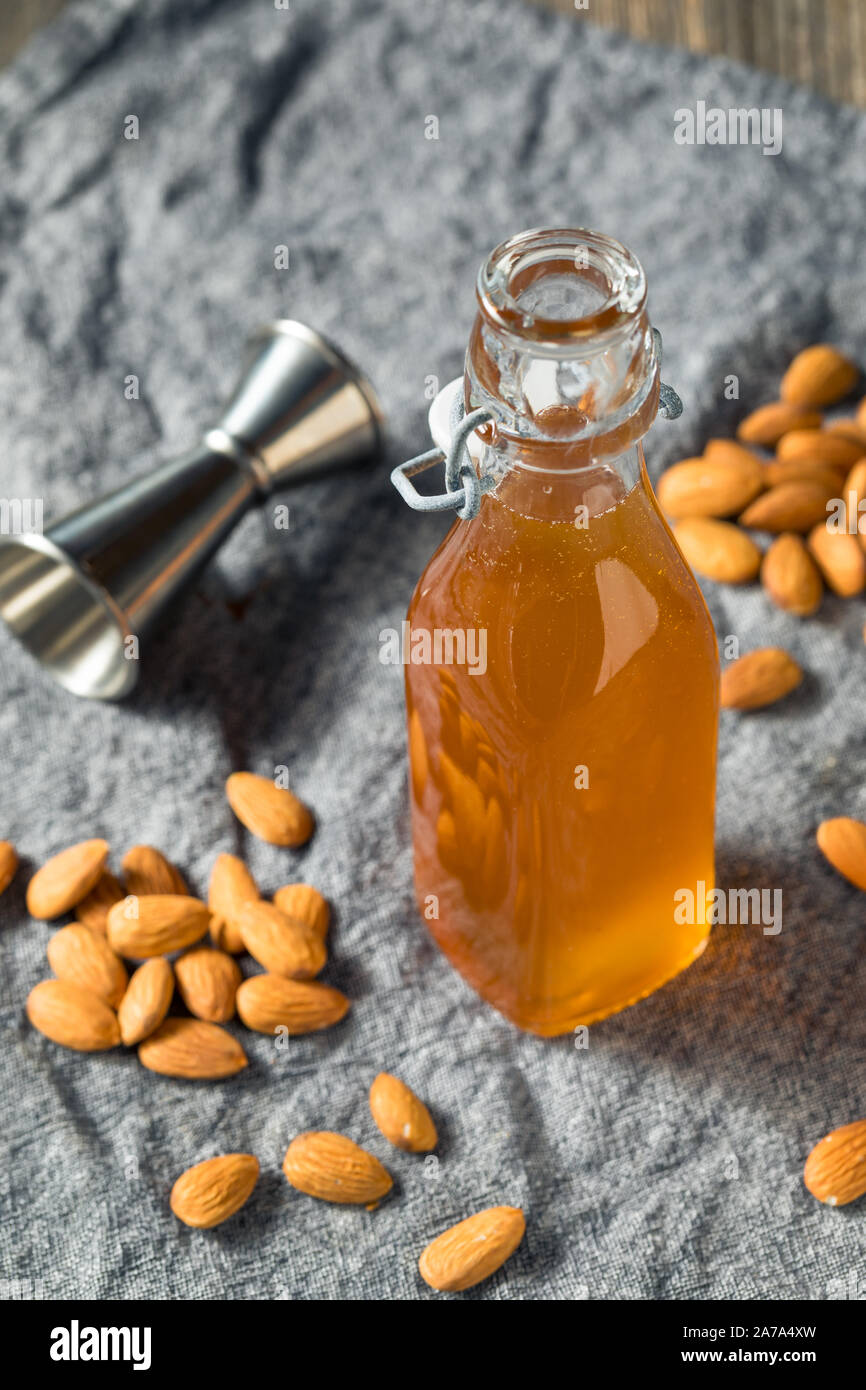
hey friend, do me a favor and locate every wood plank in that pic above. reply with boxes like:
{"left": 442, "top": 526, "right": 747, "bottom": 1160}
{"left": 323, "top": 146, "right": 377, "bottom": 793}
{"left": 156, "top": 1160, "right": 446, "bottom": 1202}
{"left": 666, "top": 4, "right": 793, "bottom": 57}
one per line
{"left": 528, "top": 0, "right": 866, "bottom": 107}
{"left": 0, "top": 0, "right": 68, "bottom": 67}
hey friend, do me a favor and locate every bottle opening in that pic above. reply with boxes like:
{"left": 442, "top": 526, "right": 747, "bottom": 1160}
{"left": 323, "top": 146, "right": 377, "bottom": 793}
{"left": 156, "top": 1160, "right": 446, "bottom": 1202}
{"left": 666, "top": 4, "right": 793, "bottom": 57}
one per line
{"left": 477, "top": 228, "right": 647, "bottom": 347}
{"left": 468, "top": 227, "right": 658, "bottom": 452}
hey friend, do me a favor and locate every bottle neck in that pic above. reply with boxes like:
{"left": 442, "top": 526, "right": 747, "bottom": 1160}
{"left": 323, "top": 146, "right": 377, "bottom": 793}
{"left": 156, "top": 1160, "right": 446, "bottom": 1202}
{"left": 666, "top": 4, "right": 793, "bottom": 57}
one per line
{"left": 476, "top": 442, "right": 648, "bottom": 526}
{"left": 465, "top": 228, "right": 660, "bottom": 476}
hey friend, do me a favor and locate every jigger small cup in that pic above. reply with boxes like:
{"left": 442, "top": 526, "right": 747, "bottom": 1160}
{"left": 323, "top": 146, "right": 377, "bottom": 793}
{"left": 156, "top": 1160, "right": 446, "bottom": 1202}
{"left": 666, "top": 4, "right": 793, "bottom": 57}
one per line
{"left": 0, "top": 321, "right": 384, "bottom": 699}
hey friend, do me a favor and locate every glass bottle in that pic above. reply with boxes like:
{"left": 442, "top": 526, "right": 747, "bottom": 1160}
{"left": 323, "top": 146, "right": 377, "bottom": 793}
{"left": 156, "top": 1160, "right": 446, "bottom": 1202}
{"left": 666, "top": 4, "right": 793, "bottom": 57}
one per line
{"left": 404, "top": 228, "right": 719, "bottom": 1036}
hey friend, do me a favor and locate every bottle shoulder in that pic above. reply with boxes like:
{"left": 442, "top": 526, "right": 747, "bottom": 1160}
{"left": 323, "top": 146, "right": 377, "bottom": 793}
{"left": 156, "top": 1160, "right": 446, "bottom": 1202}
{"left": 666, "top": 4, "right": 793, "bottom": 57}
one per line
{"left": 407, "top": 483, "right": 719, "bottom": 682}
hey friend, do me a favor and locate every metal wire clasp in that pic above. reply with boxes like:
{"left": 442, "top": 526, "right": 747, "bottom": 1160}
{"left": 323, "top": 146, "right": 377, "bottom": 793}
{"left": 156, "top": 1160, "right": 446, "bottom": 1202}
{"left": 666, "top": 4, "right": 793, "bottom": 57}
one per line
{"left": 391, "top": 328, "right": 682, "bottom": 521}
{"left": 654, "top": 330, "right": 684, "bottom": 422}
{"left": 390, "top": 397, "right": 497, "bottom": 521}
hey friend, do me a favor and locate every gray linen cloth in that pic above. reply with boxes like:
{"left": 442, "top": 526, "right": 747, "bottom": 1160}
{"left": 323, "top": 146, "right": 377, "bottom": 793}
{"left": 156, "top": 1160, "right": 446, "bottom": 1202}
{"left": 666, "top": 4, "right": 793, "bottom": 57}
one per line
{"left": 0, "top": 0, "right": 864, "bottom": 1301}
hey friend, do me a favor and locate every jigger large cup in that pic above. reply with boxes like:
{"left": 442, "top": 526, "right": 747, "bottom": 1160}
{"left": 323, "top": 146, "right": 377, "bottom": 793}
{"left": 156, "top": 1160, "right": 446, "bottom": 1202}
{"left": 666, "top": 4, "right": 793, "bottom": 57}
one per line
{"left": 0, "top": 321, "right": 384, "bottom": 699}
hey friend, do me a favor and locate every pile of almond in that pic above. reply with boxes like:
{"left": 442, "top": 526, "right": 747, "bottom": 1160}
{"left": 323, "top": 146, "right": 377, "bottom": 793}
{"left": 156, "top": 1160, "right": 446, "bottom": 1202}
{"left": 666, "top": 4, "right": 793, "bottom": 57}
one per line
{"left": 20, "top": 774, "right": 347, "bottom": 1075}
{"left": 654, "top": 346, "right": 866, "bottom": 1207}
{"left": 655, "top": 344, "right": 866, "bottom": 711}
{"left": 3, "top": 774, "right": 526, "bottom": 1293}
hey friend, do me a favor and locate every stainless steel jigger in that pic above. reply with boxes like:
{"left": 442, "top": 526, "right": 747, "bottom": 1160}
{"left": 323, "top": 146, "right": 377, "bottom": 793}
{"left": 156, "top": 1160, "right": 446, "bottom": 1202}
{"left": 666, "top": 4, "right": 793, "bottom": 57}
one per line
{"left": 0, "top": 321, "right": 384, "bottom": 700}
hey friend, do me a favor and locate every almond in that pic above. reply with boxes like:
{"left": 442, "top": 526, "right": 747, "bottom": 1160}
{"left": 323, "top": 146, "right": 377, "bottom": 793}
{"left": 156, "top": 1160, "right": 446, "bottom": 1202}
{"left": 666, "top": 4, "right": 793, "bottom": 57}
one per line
{"left": 26, "top": 839, "right": 110, "bottom": 920}
{"left": 235, "top": 974, "right": 350, "bottom": 1035}
{"left": 762, "top": 458, "right": 844, "bottom": 490}
{"left": 117, "top": 958, "right": 174, "bottom": 1046}
{"left": 26, "top": 978, "right": 120, "bottom": 1052}
{"left": 739, "top": 481, "right": 834, "bottom": 534}
{"left": 703, "top": 438, "right": 769, "bottom": 471}
{"left": 175, "top": 948, "right": 241, "bottom": 1023}
{"left": 816, "top": 817, "right": 866, "bottom": 891}
{"left": 736, "top": 402, "right": 822, "bottom": 447}
{"left": 369, "top": 1072, "right": 437, "bottom": 1152}
{"left": 826, "top": 418, "right": 866, "bottom": 448}
{"left": 208, "top": 853, "right": 259, "bottom": 953}
{"left": 775, "top": 429, "right": 863, "bottom": 472}
{"left": 781, "top": 345, "right": 859, "bottom": 408}
{"left": 672, "top": 518, "right": 761, "bottom": 584}
{"left": 238, "top": 900, "right": 326, "bottom": 979}
{"left": 75, "top": 871, "right": 125, "bottom": 934}
{"left": 806, "top": 523, "right": 866, "bottom": 597}
{"left": 655, "top": 452, "right": 763, "bottom": 518}
{"left": 272, "top": 883, "right": 330, "bottom": 940}
{"left": 282, "top": 1132, "right": 393, "bottom": 1206}
{"left": 418, "top": 1207, "right": 526, "bottom": 1292}
{"left": 720, "top": 648, "right": 803, "bottom": 711}
{"left": 804, "top": 1119, "right": 866, "bottom": 1207}
{"left": 122, "top": 844, "right": 187, "bottom": 896}
{"left": 760, "top": 534, "right": 823, "bottom": 616}
{"left": 138, "top": 1017, "right": 247, "bottom": 1079}
{"left": 0, "top": 840, "right": 18, "bottom": 897}
{"left": 46, "top": 923, "right": 128, "bottom": 1008}
{"left": 225, "top": 772, "right": 314, "bottom": 847}
{"left": 170, "top": 1154, "right": 260, "bottom": 1229}
{"left": 107, "top": 894, "right": 210, "bottom": 959}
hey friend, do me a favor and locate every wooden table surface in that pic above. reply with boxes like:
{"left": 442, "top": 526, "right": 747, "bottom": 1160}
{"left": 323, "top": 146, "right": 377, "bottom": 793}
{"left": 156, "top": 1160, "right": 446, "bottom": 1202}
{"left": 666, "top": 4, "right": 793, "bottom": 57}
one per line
{"left": 528, "top": 0, "right": 866, "bottom": 108}
{"left": 3, "top": 0, "right": 866, "bottom": 108}
{"left": 1, "top": 0, "right": 67, "bottom": 69}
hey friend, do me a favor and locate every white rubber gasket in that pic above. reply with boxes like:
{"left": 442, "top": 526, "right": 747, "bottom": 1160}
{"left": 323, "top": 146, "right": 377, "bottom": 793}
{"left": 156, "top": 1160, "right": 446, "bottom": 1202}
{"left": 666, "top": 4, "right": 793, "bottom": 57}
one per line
{"left": 427, "top": 378, "right": 484, "bottom": 463}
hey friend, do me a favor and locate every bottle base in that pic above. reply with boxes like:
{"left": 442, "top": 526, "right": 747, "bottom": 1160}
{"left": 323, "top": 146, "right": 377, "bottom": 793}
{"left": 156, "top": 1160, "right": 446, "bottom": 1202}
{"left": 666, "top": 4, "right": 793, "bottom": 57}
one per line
{"left": 433, "top": 932, "right": 711, "bottom": 1037}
